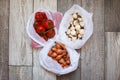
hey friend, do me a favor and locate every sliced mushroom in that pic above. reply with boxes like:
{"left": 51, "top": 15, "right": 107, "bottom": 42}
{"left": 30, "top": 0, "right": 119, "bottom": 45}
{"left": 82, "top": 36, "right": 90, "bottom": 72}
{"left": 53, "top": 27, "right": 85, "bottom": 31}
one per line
{"left": 70, "top": 26, "right": 75, "bottom": 30}
{"left": 70, "top": 30, "right": 76, "bottom": 35}
{"left": 68, "top": 34, "right": 73, "bottom": 38}
{"left": 78, "top": 18, "right": 82, "bottom": 22}
{"left": 78, "top": 34, "right": 82, "bottom": 39}
{"left": 80, "top": 21, "right": 84, "bottom": 27}
{"left": 75, "top": 24, "right": 81, "bottom": 30}
{"left": 79, "top": 29, "right": 84, "bottom": 35}
{"left": 72, "top": 13, "right": 77, "bottom": 19}
{"left": 72, "top": 36, "right": 77, "bottom": 40}
{"left": 76, "top": 30, "right": 80, "bottom": 34}
{"left": 73, "top": 20, "right": 79, "bottom": 25}
{"left": 66, "top": 29, "right": 71, "bottom": 34}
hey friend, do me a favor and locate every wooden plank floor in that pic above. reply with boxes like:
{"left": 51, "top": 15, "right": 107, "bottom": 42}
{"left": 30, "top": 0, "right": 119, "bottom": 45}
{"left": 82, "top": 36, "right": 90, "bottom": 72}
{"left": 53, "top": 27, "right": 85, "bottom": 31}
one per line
{"left": 0, "top": 0, "right": 120, "bottom": 80}
{"left": 9, "top": 0, "right": 33, "bottom": 66}
{"left": 105, "top": 32, "right": 120, "bottom": 80}
{"left": 105, "top": 0, "right": 120, "bottom": 31}
{"left": 0, "top": 0, "right": 9, "bottom": 80}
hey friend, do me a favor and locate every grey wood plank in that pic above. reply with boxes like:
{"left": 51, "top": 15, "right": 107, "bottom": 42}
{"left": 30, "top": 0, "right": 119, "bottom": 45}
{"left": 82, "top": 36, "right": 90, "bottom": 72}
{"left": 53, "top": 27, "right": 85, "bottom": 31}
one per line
{"left": 57, "top": 0, "right": 81, "bottom": 80}
{"left": 33, "top": 0, "right": 57, "bottom": 80}
{"left": 34, "top": 0, "right": 57, "bottom": 11}
{"left": 9, "top": 0, "right": 33, "bottom": 65}
{"left": 9, "top": 66, "right": 32, "bottom": 80}
{"left": 0, "top": 63, "right": 9, "bottom": 80}
{"left": 0, "top": 0, "right": 9, "bottom": 80}
{"left": 57, "top": 0, "right": 81, "bottom": 14}
{"left": 81, "top": 0, "right": 104, "bottom": 80}
{"left": 105, "top": 32, "right": 120, "bottom": 80}
{"left": 105, "top": 0, "right": 120, "bottom": 31}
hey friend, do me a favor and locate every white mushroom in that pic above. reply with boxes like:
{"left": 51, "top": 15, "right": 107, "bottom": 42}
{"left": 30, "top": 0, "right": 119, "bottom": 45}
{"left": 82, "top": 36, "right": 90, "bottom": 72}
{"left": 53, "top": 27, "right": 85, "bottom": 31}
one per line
{"left": 72, "top": 37, "right": 77, "bottom": 40}
{"left": 78, "top": 18, "right": 82, "bottom": 22}
{"left": 66, "top": 29, "right": 71, "bottom": 34}
{"left": 75, "top": 24, "right": 81, "bottom": 30}
{"left": 73, "top": 20, "right": 79, "bottom": 25}
{"left": 70, "top": 26, "right": 75, "bottom": 30}
{"left": 70, "top": 17, "right": 74, "bottom": 22}
{"left": 72, "top": 13, "right": 77, "bottom": 19}
{"left": 76, "top": 30, "right": 80, "bottom": 34}
{"left": 68, "top": 34, "right": 73, "bottom": 38}
{"left": 78, "top": 34, "right": 82, "bottom": 39}
{"left": 80, "top": 22, "right": 84, "bottom": 27}
{"left": 74, "top": 22, "right": 79, "bottom": 27}
{"left": 70, "top": 30, "right": 76, "bottom": 35}
{"left": 79, "top": 29, "right": 84, "bottom": 35}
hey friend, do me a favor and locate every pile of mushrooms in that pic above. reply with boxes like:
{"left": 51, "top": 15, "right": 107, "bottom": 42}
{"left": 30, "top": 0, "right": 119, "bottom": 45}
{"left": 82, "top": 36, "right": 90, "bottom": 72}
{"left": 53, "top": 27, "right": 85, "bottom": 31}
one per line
{"left": 65, "top": 13, "right": 85, "bottom": 40}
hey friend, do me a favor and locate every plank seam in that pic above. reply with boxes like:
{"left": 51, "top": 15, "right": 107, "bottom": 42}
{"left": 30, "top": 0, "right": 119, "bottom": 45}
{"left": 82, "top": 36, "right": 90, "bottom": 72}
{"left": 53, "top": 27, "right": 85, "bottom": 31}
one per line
{"left": 9, "top": 65, "right": 32, "bottom": 67}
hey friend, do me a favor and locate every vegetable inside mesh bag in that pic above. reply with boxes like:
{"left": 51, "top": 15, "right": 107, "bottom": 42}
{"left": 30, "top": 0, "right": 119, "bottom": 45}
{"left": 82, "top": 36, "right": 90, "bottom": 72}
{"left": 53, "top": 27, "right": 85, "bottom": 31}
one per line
{"left": 58, "top": 5, "right": 93, "bottom": 49}
{"left": 39, "top": 40, "right": 80, "bottom": 75}
{"left": 26, "top": 9, "right": 62, "bottom": 47}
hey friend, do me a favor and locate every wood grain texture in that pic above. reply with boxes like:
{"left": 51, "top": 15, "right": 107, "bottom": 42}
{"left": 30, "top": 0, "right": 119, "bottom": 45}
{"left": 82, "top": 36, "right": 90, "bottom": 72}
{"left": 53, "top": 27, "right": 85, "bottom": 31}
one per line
{"left": 9, "top": 66, "right": 32, "bottom": 80}
{"left": 9, "top": 0, "right": 33, "bottom": 65}
{"left": 105, "top": 32, "right": 120, "bottom": 80}
{"left": 33, "top": 0, "right": 57, "bottom": 80}
{"left": 57, "top": 0, "right": 81, "bottom": 14}
{"left": 0, "top": 0, "right": 9, "bottom": 80}
{"left": 57, "top": 0, "right": 81, "bottom": 80}
{"left": 105, "top": 0, "right": 120, "bottom": 31}
{"left": 81, "top": 0, "right": 104, "bottom": 80}
{"left": 0, "top": 63, "right": 8, "bottom": 80}
{"left": 34, "top": 0, "right": 57, "bottom": 12}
